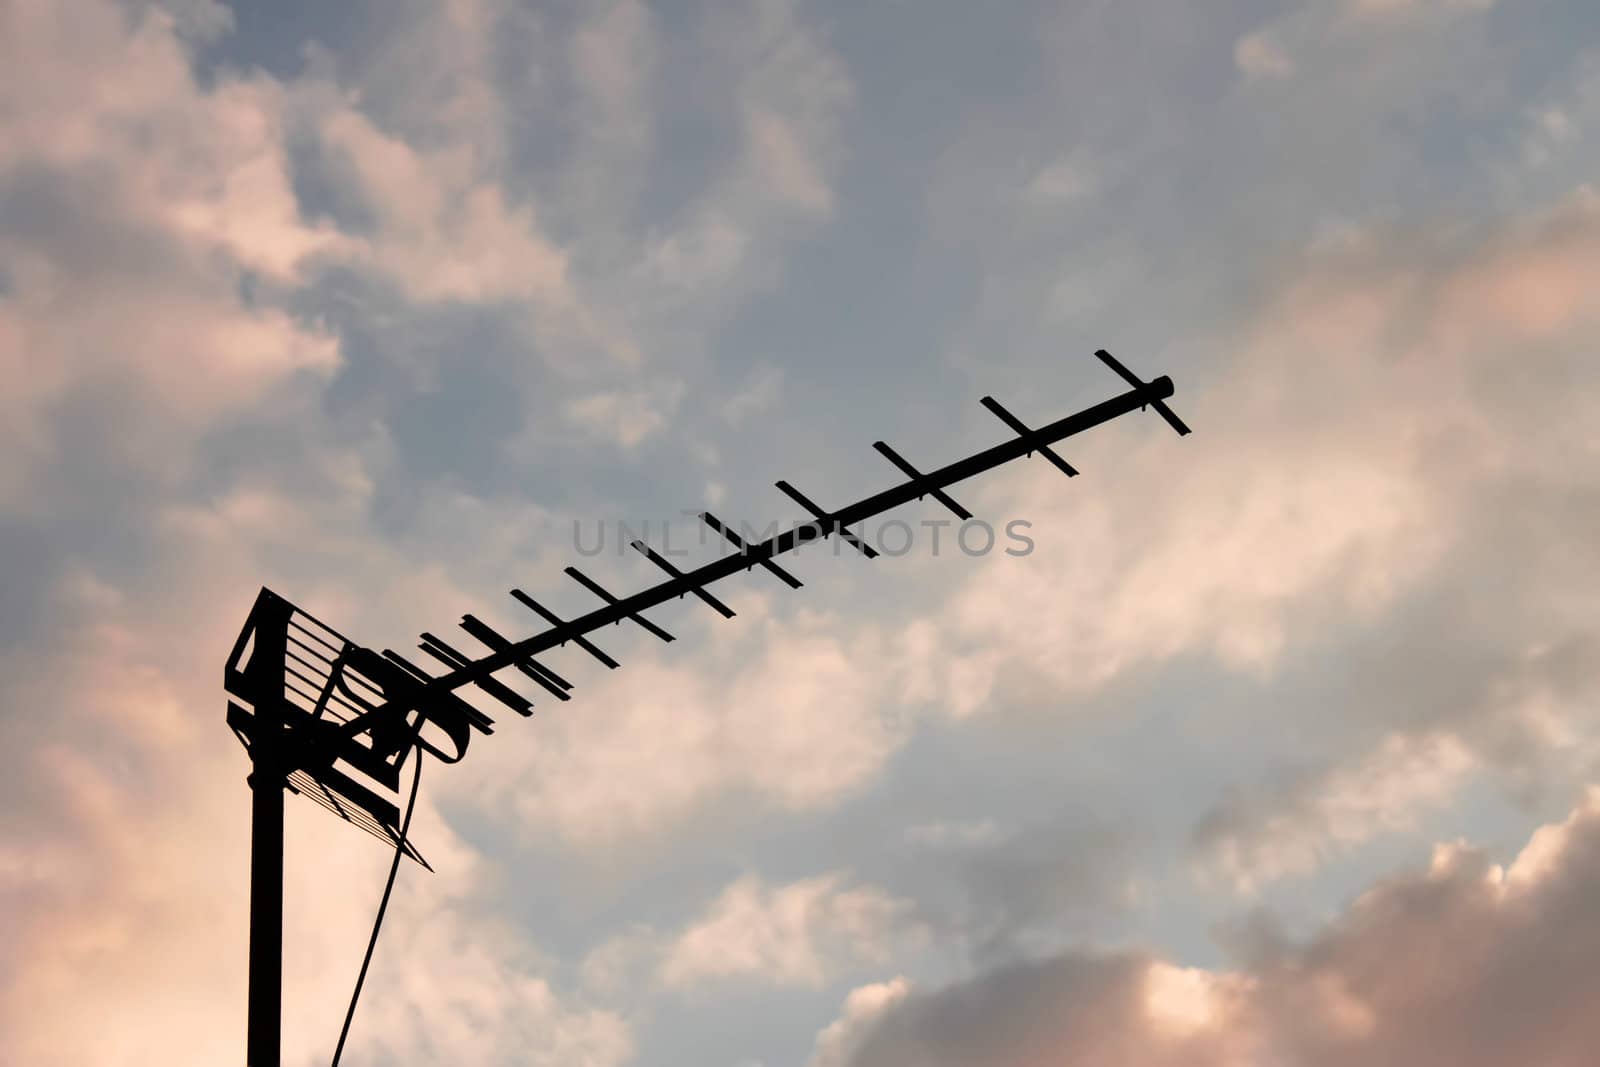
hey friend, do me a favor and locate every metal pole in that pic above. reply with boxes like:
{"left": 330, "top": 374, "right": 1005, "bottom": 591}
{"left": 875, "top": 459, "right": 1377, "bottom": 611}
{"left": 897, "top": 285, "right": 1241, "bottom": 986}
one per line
{"left": 245, "top": 591, "right": 291, "bottom": 1067}
{"left": 247, "top": 753, "right": 284, "bottom": 1067}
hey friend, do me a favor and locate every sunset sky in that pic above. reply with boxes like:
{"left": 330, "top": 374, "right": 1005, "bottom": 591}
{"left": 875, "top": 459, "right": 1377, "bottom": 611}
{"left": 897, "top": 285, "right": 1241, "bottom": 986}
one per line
{"left": 3, "top": 0, "right": 1600, "bottom": 1064}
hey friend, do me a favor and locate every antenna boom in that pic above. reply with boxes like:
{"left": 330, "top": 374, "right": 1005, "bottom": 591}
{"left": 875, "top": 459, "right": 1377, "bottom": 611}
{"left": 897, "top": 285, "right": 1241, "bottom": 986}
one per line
{"left": 326, "top": 371, "right": 1178, "bottom": 747}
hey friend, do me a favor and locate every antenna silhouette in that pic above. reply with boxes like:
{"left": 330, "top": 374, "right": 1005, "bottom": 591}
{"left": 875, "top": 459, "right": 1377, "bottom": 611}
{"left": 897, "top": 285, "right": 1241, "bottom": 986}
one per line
{"left": 224, "top": 350, "right": 1191, "bottom": 1066}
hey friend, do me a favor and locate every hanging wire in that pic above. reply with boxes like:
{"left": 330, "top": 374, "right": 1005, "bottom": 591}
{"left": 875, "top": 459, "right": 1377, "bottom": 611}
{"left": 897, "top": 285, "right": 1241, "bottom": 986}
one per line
{"left": 330, "top": 749, "right": 424, "bottom": 1066}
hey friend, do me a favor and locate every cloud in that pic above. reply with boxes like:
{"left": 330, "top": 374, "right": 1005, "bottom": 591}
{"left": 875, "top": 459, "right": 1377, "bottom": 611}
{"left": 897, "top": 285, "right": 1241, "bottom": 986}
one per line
{"left": 564, "top": 0, "right": 659, "bottom": 220}
{"left": 6, "top": 3, "right": 1600, "bottom": 1064}
{"left": 659, "top": 872, "right": 919, "bottom": 990}
{"left": 903, "top": 185, "right": 1600, "bottom": 880}
{"left": 358, "top": 873, "right": 634, "bottom": 1067}
{"left": 1247, "top": 789, "right": 1600, "bottom": 1066}
{"left": 0, "top": 13, "right": 869, "bottom": 1055}
{"left": 0, "top": 540, "right": 633, "bottom": 1067}
{"left": 279, "top": 0, "right": 852, "bottom": 410}
{"left": 807, "top": 976, "right": 910, "bottom": 1067}
{"left": 0, "top": 0, "right": 344, "bottom": 508}
{"left": 314, "top": 105, "right": 574, "bottom": 308}
{"left": 450, "top": 599, "right": 928, "bottom": 844}
{"left": 815, "top": 788, "right": 1600, "bottom": 1067}
{"left": 449, "top": 180, "right": 1600, "bottom": 869}
{"left": 1194, "top": 732, "right": 1478, "bottom": 893}
{"left": 0, "top": 0, "right": 635, "bottom": 1018}
{"left": 722, "top": 365, "right": 785, "bottom": 425}
{"left": 623, "top": 0, "right": 852, "bottom": 317}
{"left": 1348, "top": 0, "right": 1495, "bottom": 18}
{"left": 1024, "top": 155, "right": 1097, "bottom": 202}
{"left": 0, "top": 1, "right": 343, "bottom": 286}
{"left": 818, "top": 953, "right": 1252, "bottom": 1067}
{"left": 903, "top": 819, "right": 1004, "bottom": 849}
{"left": 1234, "top": 31, "right": 1294, "bottom": 79}
{"left": 897, "top": 813, "right": 1139, "bottom": 966}
{"left": 565, "top": 382, "right": 687, "bottom": 448}
{"left": 721, "top": 0, "right": 852, "bottom": 221}
{"left": 1511, "top": 55, "right": 1600, "bottom": 181}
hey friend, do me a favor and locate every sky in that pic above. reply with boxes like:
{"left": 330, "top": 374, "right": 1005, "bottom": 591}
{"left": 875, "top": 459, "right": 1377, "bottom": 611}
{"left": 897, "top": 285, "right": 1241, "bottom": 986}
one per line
{"left": 2, "top": 0, "right": 1600, "bottom": 1064}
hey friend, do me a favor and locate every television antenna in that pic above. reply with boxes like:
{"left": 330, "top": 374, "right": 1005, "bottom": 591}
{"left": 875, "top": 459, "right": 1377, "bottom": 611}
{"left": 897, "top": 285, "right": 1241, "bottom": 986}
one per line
{"left": 223, "top": 350, "right": 1191, "bottom": 1066}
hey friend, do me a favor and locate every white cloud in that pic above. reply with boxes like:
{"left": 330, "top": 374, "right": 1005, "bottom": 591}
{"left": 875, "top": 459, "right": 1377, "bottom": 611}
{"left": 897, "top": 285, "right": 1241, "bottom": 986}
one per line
{"left": 807, "top": 977, "right": 911, "bottom": 1067}
{"left": 455, "top": 601, "right": 926, "bottom": 844}
{"left": 1142, "top": 962, "right": 1256, "bottom": 1043}
{"left": 660, "top": 873, "right": 918, "bottom": 990}
{"left": 925, "top": 187, "right": 1600, "bottom": 710}
{"left": 855, "top": 186, "right": 1600, "bottom": 898}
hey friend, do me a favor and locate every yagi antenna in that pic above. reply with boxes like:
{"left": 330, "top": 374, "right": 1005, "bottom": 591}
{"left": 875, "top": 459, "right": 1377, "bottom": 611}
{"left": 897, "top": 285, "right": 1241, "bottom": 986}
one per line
{"left": 223, "top": 350, "right": 1193, "bottom": 1066}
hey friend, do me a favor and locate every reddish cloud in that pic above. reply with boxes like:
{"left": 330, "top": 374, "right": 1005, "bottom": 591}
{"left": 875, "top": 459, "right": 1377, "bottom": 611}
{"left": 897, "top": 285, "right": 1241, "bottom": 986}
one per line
{"left": 820, "top": 789, "right": 1600, "bottom": 1067}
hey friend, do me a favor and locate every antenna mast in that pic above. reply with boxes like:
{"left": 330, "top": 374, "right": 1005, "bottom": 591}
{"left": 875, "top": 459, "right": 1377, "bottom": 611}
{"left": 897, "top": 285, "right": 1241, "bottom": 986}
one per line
{"left": 223, "top": 350, "right": 1191, "bottom": 1066}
